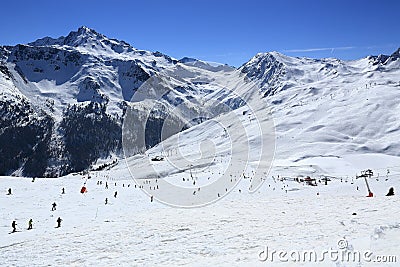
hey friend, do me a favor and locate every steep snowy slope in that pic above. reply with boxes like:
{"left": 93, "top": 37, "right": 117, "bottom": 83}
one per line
{"left": 1, "top": 26, "right": 399, "bottom": 182}
{"left": 121, "top": 85, "right": 275, "bottom": 206}
{"left": 0, "top": 27, "right": 246, "bottom": 177}
{"left": 240, "top": 50, "right": 400, "bottom": 176}
{"left": 120, "top": 48, "right": 400, "bottom": 193}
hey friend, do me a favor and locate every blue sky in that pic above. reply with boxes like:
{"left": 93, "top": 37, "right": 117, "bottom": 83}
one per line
{"left": 0, "top": 0, "right": 399, "bottom": 66}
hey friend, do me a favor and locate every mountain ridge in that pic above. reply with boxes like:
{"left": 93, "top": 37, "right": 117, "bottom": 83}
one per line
{"left": 0, "top": 26, "right": 399, "bottom": 177}
{"left": 0, "top": 27, "right": 249, "bottom": 177}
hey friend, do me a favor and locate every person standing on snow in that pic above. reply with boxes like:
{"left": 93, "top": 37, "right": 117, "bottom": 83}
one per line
{"left": 51, "top": 202, "right": 57, "bottom": 211}
{"left": 386, "top": 187, "right": 395, "bottom": 196}
{"left": 28, "top": 219, "right": 33, "bottom": 230}
{"left": 56, "top": 217, "right": 62, "bottom": 228}
{"left": 12, "top": 221, "right": 17, "bottom": 232}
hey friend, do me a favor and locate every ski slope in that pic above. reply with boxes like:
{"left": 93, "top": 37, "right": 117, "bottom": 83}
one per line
{"left": 1, "top": 157, "right": 399, "bottom": 266}
{"left": 1, "top": 27, "right": 400, "bottom": 266}
{"left": 1, "top": 93, "right": 400, "bottom": 266}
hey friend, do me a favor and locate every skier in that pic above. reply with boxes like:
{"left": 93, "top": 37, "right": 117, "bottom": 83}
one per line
{"left": 105, "top": 198, "right": 108, "bottom": 205}
{"left": 105, "top": 182, "right": 108, "bottom": 189}
{"left": 12, "top": 221, "right": 17, "bottom": 232}
{"left": 28, "top": 219, "right": 33, "bottom": 230}
{"left": 386, "top": 187, "right": 395, "bottom": 196}
{"left": 114, "top": 191, "right": 118, "bottom": 198}
{"left": 80, "top": 186, "right": 87, "bottom": 194}
{"left": 150, "top": 195, "right": 153, "bottom": 202}
{"left": 51, "top": 202, "right": 57, "bottom": 211}
{"left": 62, "top": 188, "right": 65, "bottom": 194}
{"left": 56, "top": 217, "right": 62, "bottom": 228}
{"left": 7, "top": 188, "right": 12, "bottom": 195}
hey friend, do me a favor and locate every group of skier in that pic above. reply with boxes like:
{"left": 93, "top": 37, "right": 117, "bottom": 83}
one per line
{"left": 11, "top": 217, "right": 62, "bottom": 233}
{"left": 96, "top": 178, "right": 154, "bottom": 204}
{"left": 6, "top": 176, "right": 154, "bottom": 235}
{"left": 7, "top": 187, "right": 64, "bottom": 233}
{"left": 5, "top": 176, "right": 396, "bottom": 234}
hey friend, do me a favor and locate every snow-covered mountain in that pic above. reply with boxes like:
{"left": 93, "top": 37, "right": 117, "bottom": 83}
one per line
{"left": 1, "top": 26, "right": 399, "bottom": 179}
{"left": 113, "top": 46, "right": 400, "bottom": 206}
{"left": 239, "top": 50, "right": 400, "bottom": 175}
{"left": 0, "top": 27, "right": 247, "bottom": 177}
{"left": 1, "top": 27, "right": 400, "bottom": 266}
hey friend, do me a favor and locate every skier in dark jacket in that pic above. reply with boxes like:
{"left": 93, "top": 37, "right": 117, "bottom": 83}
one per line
{"left": 386, "top": 187, "right": 395, "bottom": 196}
{"left": 12, "top": 221, "right": 17, "bottom": 232}
{"left": 28, "top": 219, "right": 33, "bottom": 230}
{"left": 51, "top": 202, "right": 57, "bottom": 211}
{"left": 56, "top": 217, "right": 62, "bottom": 228}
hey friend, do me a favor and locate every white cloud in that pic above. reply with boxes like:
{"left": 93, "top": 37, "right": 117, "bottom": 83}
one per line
{"left": 284, "top": 46, "right": 355, "bottom": 53}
